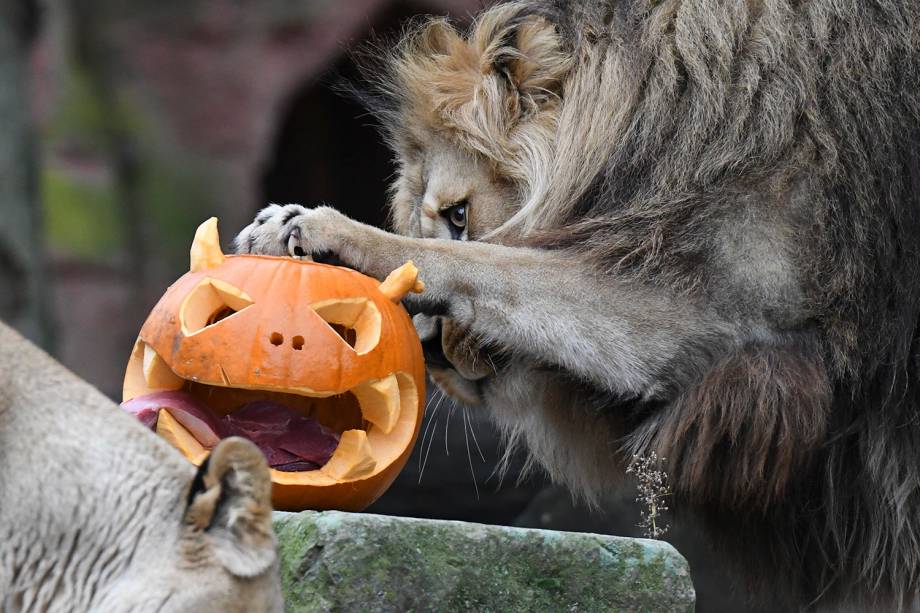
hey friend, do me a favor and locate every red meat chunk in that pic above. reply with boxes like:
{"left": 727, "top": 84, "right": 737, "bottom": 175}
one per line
{"left": 120, "top": 392, "right": 340, "bottom": 470}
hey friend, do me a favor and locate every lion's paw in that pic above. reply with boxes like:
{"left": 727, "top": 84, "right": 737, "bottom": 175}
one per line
{"left": 234, "top": 205, "right": 350, "bottom": 265}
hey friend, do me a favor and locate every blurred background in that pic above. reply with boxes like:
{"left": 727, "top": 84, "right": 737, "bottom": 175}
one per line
{"left": 1, "top": 1, "right": 750, "bottom": 609}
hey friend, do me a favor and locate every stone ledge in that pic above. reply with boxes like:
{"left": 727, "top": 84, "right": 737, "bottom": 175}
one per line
{"left": 273, "top": 511, "right": 694, "bottom": 612}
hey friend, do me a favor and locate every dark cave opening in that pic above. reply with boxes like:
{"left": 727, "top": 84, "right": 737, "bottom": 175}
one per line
{"left": 259, "top": 5, "right": 427, "bottom": 230}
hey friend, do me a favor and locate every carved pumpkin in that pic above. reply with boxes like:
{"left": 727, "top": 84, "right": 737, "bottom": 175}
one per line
{"left": 122, "top": 218, "right": 425, "bottom": 512}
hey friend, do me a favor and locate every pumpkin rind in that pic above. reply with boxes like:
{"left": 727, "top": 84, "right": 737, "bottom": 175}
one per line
{"left": 138, "top": 256, "right": 421, "bottom": 395}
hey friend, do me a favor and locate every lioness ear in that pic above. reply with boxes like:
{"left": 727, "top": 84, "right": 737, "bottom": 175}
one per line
{"left": 183, "top": 437, "right": 276, "bottom": 578}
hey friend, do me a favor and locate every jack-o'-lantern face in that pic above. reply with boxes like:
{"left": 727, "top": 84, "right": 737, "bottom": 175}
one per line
{"left": 122, "top": 218, "right": 425, "bottom": 511}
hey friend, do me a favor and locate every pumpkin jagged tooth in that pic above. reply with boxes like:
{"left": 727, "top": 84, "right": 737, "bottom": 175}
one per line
{"left": 320, "top": 429, "right": 376, "bottom": 480}
{"left": 142, "top": 343, "right": 184, "bottom": 391}
{"left": 352, "top": 374, "right": 401, "bottom": 434}
{"left": 156, "top": 409, "right": 209, "bottom": 465}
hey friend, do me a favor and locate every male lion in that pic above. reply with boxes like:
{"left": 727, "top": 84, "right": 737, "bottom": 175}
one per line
{"left": 237, "top": 1, "right": 920, "bottom": 609}
{"left": 0, "top": 322, "right": 283, "bottom": 611}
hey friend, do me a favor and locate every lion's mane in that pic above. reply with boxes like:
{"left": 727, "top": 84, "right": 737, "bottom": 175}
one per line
{"left": 365, "top": 1, "right": 920, "bottom": 607}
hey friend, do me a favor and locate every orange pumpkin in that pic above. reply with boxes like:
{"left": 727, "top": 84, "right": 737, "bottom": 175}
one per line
{"left": 122, "top": 218, "right": 426, "bottom": 511}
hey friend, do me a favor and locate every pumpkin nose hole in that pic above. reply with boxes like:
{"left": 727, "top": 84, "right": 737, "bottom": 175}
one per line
{"left": 292, "top": 335, "right": 304, "bottom": 350}
{"left": 270, "top": 332, "right": 284, "bottom": 346}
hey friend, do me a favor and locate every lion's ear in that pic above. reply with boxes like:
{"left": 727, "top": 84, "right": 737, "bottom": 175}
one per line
{"left": 417, "top": 18, "right": 464, "bottom": 57}
{"left": 183, "top": 437, "right": 276, "bottom": 578}
{"left": 473, "top": 9, "right": 571, "bottom": 113}
{"left": 504, "top": 15, "right": 571, "bottom": 107}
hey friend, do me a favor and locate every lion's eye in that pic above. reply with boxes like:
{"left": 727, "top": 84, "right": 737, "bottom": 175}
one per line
{"left": 442, "top": 201, "right": 468, "bottom": 240}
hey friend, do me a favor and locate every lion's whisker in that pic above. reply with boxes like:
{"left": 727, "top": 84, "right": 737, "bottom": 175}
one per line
{"left": 465, "top": 407, "right": 486, "bottom": 463}
{"left": 418, "top": 391, "right": 446, "bottom": 482}
{"left": 443, "top": 404, "right": 455, "bottom": 457}
{"left": 463, "top": 408, "right": 480, "bottom": 499}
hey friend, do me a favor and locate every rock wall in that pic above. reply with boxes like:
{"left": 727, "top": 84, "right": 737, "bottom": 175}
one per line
{"left": 274, "top": 511, "right": 695, "bottom": 612}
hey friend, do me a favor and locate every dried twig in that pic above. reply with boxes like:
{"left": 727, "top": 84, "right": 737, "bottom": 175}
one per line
{"left": 626, "top": 452, "right": 671, "bottom": 539}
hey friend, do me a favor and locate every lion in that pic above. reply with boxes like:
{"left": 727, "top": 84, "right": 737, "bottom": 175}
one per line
{"left": 0, "top": 321, "right": 283, "bottom": 611}
{"left": 235, "top": 1, "right": 920, "bottom": 609}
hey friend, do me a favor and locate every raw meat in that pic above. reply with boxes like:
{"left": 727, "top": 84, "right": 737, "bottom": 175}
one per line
{"left": 121, "top": 391, "right": 222, "bottom": 447}
{"left": 121, "top": 392, "right": 340, "bottom": 471}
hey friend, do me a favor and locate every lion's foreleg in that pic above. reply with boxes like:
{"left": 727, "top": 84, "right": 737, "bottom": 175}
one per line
{"left": 399, "top": 243, "right": 733, "bottom": 398}
{"left": 237, "top": 205, "right": 733, "bottom": 398}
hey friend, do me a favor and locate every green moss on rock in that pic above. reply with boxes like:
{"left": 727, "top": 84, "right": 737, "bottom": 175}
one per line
{"left": 273, "top": 511, "right": 694, "bottom": 613}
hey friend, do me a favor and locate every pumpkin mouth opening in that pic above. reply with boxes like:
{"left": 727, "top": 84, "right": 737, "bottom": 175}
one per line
{"left": 122, "top": 340, "right": 417, "bottom": 483}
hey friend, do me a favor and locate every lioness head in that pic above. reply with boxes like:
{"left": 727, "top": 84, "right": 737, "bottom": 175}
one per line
{"left": 1, "top": 320, "right": 283, "bottom": 611}
{"left": 371, "top": 4, "right": 571, "bottom": 401}
{"left": 96, "top": 437, "right": 283, "bottom": 611}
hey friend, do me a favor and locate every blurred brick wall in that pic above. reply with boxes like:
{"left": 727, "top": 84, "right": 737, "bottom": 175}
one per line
{"left": 34, "top": 0, "right": 479, "bottom": 397}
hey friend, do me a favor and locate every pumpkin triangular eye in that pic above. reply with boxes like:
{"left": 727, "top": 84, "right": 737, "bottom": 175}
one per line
{"left": 329, "top": 324, "right": 357, "bottom": 349}
{"left": 180, "top": 278, "right": 254, "bottom": 336}
{"left": 309, "top": 298, "right": 381, "bottom": 355}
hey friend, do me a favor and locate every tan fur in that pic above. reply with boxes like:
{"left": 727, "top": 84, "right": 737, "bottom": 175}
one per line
{"left": 379, "top": 7, "right": 576, "bottom": 401}
{"left": 0, "top": 322, "right": 282, "bottom": 611}
{"left": 388, "top": 3, "right": 570, "bottom": 203}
